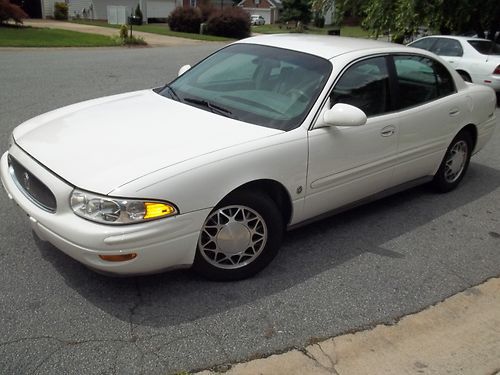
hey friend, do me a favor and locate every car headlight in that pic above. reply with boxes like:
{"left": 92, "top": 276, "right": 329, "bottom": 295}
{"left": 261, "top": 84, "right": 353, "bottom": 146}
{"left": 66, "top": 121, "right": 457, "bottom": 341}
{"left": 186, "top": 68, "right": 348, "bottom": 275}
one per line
{"left": 70, "top": 189, "right": 177, "bottom": 225}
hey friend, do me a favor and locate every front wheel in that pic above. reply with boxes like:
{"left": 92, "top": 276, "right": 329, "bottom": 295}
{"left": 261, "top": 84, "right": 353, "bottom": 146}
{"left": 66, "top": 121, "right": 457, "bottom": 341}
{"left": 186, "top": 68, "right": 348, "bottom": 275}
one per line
{"left": 193, "top": 191, "right": 284, "bottom": 281}
{"left": 432, "top": 131, "right": 472, "bottom": 193}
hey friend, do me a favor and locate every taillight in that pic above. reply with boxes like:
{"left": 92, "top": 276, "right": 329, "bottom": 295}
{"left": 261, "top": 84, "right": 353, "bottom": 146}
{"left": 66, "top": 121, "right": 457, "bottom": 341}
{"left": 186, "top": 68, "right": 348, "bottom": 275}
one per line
{"left": 493, "top": 65, "right": 500, "bottom": 75}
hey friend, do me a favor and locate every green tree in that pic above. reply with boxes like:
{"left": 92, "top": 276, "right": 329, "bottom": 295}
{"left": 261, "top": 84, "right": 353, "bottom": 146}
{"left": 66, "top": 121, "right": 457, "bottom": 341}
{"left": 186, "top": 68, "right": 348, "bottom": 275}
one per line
{"left": 281, "top": 0, "right": 312, "bottom": 24}
{"left": 361, "top": 0, "right": 500, "bottom": 43}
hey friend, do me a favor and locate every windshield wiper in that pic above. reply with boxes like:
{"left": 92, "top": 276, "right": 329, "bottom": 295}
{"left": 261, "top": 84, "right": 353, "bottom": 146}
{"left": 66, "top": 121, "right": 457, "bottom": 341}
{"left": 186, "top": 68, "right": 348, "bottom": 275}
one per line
{"left": 183, "top": 97, "right": 236, "bottom": 119}
{"left": 164, "top": 85, "right": 180, "bottom": 102}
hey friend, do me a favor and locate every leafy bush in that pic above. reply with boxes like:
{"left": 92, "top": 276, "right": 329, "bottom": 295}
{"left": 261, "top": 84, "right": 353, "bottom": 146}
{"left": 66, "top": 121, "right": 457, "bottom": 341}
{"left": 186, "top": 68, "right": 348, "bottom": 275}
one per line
{"left": 0, "top": 0, "right": 28, "bottom": 25}
{"left": 116, "top": 23, "right": 146, "bottom": 45}
{"left": 54, "top": 2, "right": 68, "bottom": 20}
{"left": 198, "top": 1, "right": 216, "bottom": 22}
{"left": 167, "top": 7, "right": 202, "bottom": 34}
{"left": 123, "top": 35, "right": 146, "bottom": 45}
{"left": 281, "top": 0, "right": 311, "bottom": 24}
{"left": 134, "top": 4, "right": 143, "bottom": 20}
{"left": 313, "top": 14, "right": 325, "bottom": 28}
{"left": 119, "top": 24, "right": 128, "bottom": 39}
{"left": 205, "top": 7, "right": 250, "bottom": 39}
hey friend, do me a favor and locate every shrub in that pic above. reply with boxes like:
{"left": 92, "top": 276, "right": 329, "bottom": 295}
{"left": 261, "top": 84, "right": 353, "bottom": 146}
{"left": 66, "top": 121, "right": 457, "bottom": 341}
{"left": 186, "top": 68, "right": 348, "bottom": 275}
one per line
{"left": 54, "top": 2, "right": 68, "bottom": 20}
{"left": 134, "top": 4, "right": 143, "bottom": 20}
{"left": 0, "top": 0, "right": 28, "bottom": 25}
{"left": 119, "top": 24, "right": 128, "bottom": 39}
{"left": 205, "top": 7, "right": 250, "bottom": 39}
{"left": 313, "top": 14, "right": 325, "bottom": 28}
{"left": 123, "top": 35, "right": 146, "bottom": 45}
{"left": 167, "top": 6, "right": 202, "bottom": 34}
{"left": 198, "top": 1, "right": 216, "bottom": 22}
{"left": 116, "top": 25, "right": 147, "bottom": 45}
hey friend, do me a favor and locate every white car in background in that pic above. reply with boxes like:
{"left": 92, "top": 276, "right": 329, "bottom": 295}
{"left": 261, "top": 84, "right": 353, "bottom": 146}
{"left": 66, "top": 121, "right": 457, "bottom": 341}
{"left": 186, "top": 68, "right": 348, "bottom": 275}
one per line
{"left": 250, "top": 15, "right": 265, "bottom": 26}
{"left": 408, "top": 35, "right": 500, "bottom": 94}
{"left": 1, "top": 35, "right": 497, "bottom": 280}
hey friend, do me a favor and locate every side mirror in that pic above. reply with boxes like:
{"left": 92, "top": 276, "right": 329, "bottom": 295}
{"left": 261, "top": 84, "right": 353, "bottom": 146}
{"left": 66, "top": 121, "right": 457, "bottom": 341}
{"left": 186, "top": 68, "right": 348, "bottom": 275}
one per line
{"left": 178, "top": 64, "right": 191, "bottom": 77}
{"left": 323, "top": 103, "right": 367, "bottom": 127}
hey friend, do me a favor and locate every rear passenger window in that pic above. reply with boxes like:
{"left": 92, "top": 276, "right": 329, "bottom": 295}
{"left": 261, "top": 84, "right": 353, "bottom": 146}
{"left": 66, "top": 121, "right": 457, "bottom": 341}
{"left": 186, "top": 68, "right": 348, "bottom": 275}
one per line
{"left": 331, "top": 57, "right": 390, "bottom": 117}
{"left": 410, "top": 38, "right": 436, "bottom": 51}
{"left": 432, "top": 38, "right": 463, "bottom": 57}
{"left": 394, "top": 55, "right": 455, "bottom": 109}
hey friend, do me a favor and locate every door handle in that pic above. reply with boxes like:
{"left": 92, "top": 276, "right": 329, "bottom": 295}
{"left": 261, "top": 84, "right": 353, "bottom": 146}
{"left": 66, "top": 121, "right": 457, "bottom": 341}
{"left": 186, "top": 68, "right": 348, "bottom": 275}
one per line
{"left": 381, "top": 125, "right": 396, "bottom": 137}
{"left": 449, "top": 108, "right": 460, "bottom": 116}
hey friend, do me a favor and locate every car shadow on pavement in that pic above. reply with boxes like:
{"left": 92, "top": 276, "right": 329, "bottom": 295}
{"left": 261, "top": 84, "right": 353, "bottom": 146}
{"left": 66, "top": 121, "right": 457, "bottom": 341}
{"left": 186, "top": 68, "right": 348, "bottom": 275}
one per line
{"left": 35, "top": 162, "right": 500, "bottom": 328}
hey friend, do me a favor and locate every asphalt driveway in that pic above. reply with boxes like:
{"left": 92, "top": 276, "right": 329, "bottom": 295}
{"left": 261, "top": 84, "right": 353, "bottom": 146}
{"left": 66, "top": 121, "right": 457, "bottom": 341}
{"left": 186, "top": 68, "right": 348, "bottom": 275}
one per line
{"left": 0, "top": 46, "right": 499, "bottom": 374}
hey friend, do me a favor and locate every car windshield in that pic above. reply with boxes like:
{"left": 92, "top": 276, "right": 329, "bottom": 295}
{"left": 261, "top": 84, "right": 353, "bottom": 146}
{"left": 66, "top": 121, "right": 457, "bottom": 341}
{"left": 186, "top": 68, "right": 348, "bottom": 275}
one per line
{"left": 467, "top": 40, "right": 500, "bottom": 55}
{"left": 158, "top": 44, "right": 332, "bottom": 131}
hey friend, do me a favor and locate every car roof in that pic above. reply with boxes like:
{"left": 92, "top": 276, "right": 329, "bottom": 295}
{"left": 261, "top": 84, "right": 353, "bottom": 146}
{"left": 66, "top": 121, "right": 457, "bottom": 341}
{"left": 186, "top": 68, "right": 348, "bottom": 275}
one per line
{"left": 236, "top": 34, "right": 400, "bottom": 60}
{"left": 415, "top": 35, "right": 492, "bottom": 43}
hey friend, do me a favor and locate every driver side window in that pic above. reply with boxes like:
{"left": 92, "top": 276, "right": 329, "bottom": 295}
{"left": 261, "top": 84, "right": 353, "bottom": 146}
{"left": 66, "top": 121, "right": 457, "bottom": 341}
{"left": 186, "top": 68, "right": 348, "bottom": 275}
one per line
{"left": 330, "top": 56, "right": 390, "bottom": 117}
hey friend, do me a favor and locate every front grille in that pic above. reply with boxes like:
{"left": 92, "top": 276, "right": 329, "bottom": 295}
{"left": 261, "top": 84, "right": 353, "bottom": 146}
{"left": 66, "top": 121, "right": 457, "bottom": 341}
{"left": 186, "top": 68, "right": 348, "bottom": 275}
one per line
{"left": 8, "top": 155, "right": 57, "bottom": 213}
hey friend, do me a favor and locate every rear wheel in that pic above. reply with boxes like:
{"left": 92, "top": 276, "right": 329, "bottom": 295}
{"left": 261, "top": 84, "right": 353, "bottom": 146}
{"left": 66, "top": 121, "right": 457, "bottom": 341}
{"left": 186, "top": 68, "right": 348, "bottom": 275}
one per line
{"left": 432, "top": 131, "right": 472, "bottom": 193}
{"left": 193, "top": 191, "right": 283, "bottom": 281}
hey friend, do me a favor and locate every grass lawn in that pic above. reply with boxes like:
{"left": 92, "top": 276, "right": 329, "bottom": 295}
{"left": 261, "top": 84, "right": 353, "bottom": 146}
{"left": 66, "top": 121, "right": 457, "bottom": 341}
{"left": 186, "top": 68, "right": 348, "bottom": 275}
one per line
{"left": 71, "top": 20, "right": 232, "bottom": 41}
{"left": 0, "top": 26, "right": 120, "bottom": 47}
{"left": 252, "top": 24, "right": 372, "bottom": 38}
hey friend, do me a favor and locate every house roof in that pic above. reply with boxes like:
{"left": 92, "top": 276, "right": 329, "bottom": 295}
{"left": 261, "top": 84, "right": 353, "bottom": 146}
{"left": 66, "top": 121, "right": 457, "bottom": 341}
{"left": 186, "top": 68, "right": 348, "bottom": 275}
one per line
{"left": 238, "top": 0, "right": 282, "bottom": 8}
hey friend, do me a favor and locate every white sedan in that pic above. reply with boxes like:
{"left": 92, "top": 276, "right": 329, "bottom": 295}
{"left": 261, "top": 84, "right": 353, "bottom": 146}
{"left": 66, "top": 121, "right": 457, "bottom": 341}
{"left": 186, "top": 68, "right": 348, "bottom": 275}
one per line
{"left": 250, "top": 15, "right": 265, "bottom": 26}
{"left": 1, "top": 35, "right": 497, "bottom": 280}
{"left": 408, "top": 35, "right": 500, "bottom": 93}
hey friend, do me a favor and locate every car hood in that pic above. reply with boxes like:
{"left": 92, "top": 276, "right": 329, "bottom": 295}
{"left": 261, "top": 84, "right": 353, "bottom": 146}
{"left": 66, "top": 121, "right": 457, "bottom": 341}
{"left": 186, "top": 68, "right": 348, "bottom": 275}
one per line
{"left": 14, "top": 90, "right": 282, "bottom": 195}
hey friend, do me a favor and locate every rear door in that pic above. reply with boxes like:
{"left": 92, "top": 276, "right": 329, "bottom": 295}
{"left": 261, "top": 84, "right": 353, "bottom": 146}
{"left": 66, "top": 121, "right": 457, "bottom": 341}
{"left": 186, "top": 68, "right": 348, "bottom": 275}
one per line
{"left": 430, "top": 38, "right": 464, "bottom": 70}
{"left": 390, "top": 54, "right": 463, "bottom": 183}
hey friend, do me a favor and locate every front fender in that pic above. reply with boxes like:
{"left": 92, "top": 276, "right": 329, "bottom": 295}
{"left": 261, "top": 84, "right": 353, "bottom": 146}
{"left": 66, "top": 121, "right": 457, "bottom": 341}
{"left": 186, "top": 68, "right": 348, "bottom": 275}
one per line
{"left": 111, "top": 127, "right": 309, "bottom": 225}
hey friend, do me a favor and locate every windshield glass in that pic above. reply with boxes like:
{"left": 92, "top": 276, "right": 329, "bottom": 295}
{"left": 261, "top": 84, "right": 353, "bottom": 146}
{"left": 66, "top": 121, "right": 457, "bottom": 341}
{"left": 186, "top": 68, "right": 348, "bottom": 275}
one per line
{"left": 158, "top": 44, "right": 332, "bottom": 131}
{"left": 467, "top": 40, "right": 500, "bottom": 55}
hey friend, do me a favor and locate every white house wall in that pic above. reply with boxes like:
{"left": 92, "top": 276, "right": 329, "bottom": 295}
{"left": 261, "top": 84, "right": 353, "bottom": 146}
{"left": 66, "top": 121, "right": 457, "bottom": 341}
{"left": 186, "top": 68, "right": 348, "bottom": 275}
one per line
{"left": 68, "top": 0, "right": 95, "bottom": 19}
{"left": 147, "top": 0, "right": 176, "bottom": 18}
{"left": 93, "top": 0, "right": 144, "bottom": 20}
{"left": 42, "top": 0, "right": 56, "bottom": 18}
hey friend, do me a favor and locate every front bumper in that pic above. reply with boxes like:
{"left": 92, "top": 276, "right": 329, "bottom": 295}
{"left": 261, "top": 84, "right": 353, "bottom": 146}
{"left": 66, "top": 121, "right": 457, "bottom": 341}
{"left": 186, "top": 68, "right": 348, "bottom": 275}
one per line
{"left": 0, "top": 146, "right": 210, "bottom": 275}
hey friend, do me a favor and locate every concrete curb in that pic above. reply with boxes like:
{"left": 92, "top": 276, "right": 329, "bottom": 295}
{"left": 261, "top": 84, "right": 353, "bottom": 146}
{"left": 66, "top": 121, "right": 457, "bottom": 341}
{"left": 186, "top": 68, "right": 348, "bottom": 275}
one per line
{"left": 197, "top": 278, "right": 500, "bottom": 374}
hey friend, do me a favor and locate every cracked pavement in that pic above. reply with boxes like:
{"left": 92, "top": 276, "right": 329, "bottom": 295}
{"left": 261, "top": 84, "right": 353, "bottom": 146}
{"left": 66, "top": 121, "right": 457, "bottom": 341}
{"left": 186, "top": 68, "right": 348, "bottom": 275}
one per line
{"left": 0, "top": 46, "right": 499, "bottom": 374}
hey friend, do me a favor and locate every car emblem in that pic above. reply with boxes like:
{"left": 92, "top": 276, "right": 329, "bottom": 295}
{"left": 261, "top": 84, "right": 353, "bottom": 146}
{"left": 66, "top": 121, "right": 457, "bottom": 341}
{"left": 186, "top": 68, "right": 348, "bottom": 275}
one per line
{"left": 22, "top": 171, "right": 31, "bottom": 192}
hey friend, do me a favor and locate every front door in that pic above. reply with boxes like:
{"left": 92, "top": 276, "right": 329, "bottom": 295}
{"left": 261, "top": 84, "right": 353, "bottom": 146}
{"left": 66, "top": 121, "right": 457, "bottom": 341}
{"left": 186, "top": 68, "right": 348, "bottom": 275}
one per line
{"left": 304, "top": 56, "right": 399, "bottom": 219}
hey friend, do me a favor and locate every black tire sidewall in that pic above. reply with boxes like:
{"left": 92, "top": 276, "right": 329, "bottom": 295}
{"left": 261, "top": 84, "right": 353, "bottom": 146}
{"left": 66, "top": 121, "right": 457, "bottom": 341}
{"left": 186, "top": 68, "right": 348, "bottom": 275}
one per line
{"left": 193, "top": 190, "right": 284, "bottom": 281}
{"left": 432, "top": 131, "right": 472, "bottom": 193}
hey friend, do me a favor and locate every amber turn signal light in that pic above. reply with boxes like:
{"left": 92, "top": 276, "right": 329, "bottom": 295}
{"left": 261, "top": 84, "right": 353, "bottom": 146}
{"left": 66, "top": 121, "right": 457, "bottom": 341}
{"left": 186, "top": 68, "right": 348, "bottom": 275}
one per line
{"left": 99, "top": 253, "right": 137, "bottom": 262}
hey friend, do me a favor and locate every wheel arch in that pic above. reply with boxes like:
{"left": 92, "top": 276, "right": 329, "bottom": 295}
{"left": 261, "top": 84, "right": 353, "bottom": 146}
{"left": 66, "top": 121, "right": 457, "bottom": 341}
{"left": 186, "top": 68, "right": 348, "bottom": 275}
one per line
{"left": 458, "top": 123, "right": 478, "bottom": 151}
{"left": 456, "top": 69, "right": 472, "bottom": 82}
{"left": 220, "top": 179, "right": 293, "bottom": 226}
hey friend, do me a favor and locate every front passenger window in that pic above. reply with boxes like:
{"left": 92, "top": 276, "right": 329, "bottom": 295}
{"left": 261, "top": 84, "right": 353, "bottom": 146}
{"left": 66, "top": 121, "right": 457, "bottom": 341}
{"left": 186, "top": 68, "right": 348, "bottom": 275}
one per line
{"left": 331, "top": 57, "right": 390, "bottom": 117}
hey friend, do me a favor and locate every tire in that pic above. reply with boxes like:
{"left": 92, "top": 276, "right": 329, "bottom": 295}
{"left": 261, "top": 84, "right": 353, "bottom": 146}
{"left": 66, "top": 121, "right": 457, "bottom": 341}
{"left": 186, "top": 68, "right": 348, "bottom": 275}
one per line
{"left": 432, "top": 130, "right": 473, "bottom": 193}
{"left": 458, "top": 71, "right": 471, "bottom": 83}
{"left": 193, "top": 190, "right": 284, "bottom": 281}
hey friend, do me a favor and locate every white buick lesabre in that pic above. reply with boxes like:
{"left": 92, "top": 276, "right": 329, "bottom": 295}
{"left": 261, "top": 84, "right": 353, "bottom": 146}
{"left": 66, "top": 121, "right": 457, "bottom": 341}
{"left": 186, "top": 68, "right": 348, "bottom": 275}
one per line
{"left": 1, "top": 35, "right": 497, "bottom": 280}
